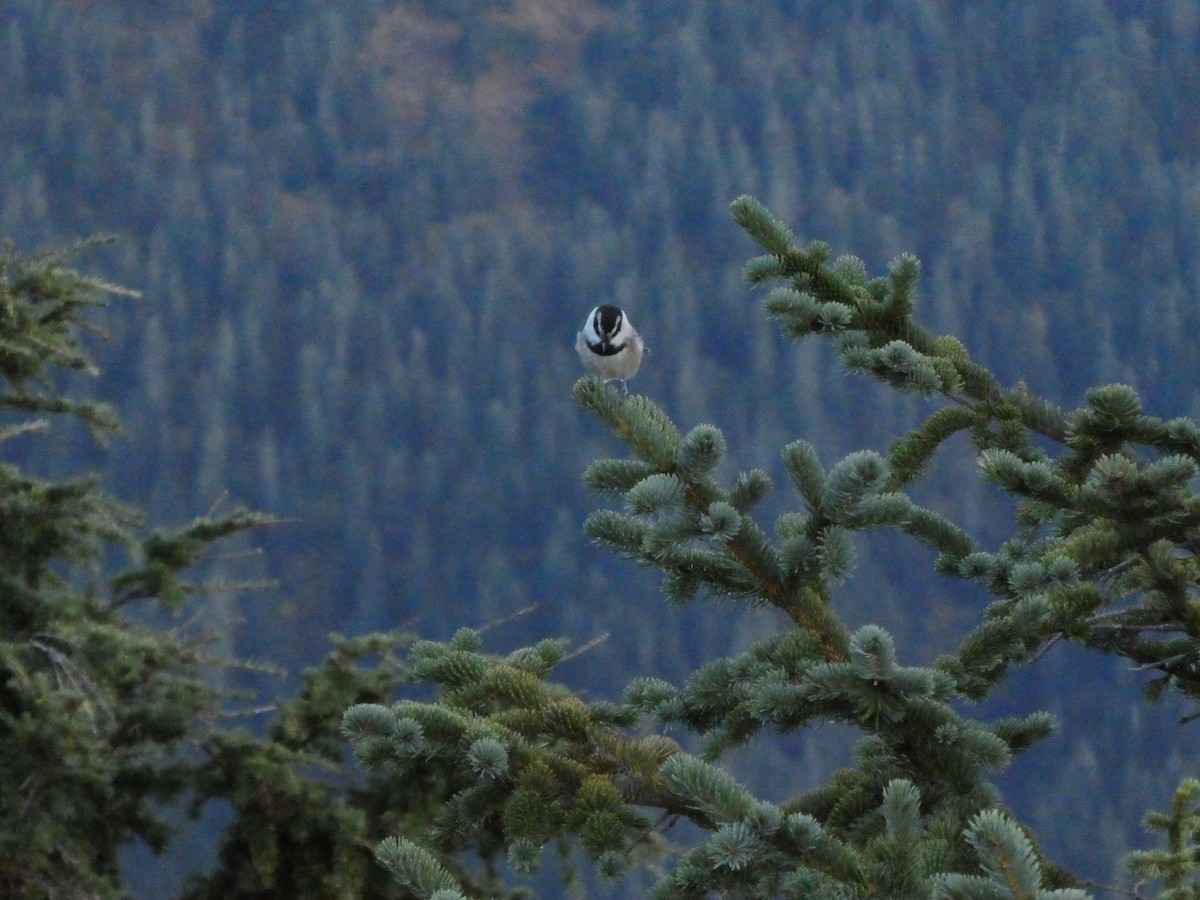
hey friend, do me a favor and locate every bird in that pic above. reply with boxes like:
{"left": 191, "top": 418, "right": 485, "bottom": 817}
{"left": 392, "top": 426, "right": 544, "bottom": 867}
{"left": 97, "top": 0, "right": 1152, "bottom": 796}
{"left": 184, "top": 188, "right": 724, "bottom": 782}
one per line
{"left": 576, "top": 304, "right": 645, "bottom": 393}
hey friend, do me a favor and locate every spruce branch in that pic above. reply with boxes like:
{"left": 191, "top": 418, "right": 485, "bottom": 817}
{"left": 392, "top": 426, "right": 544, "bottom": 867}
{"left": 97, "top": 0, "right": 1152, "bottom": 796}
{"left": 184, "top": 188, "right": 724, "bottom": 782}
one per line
{"left": 575, "top": 381, "right": 853, "bottom": 657}
{"left": 0, "top": 235, "right": 137, "bottom": 432}
{"left": 572, "top": 377, "right": 681, "bottom": 469}
{"left": 730, "top": 194, "right": 797, "bottom": 258}
{"left": 933, "top": 809, "right": 1091, "bottom": 899}
{"left": 374, "top": 837, "right": 466, "bottom": 899}
{"left": 108, "top": 508, "right": 276, "bottom": 612}
{"left": 731, "top": 197, "right": 1074, "bottom": 447}
{"left": 889, "top": 405, "right": 986, "bottom": 489}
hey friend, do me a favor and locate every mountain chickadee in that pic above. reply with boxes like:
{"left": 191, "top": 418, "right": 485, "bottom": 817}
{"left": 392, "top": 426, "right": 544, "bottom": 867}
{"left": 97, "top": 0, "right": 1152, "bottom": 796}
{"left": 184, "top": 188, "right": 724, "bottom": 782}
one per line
{"left": 576, "top": 304, "right": 645, "bottom": 393}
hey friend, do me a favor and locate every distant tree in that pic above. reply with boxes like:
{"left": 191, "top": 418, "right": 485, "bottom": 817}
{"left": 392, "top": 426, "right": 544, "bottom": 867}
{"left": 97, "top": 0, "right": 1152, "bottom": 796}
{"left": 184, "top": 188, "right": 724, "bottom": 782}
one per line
{"left": 344, "top": 198, "right": 1200, "bottom": 898}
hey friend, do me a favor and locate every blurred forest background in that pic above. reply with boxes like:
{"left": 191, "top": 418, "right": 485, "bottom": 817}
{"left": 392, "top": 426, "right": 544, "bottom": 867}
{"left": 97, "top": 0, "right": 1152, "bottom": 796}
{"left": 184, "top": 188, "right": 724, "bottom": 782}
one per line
{"left": 4, "top": 0, "right": 1200, "bottom": 891}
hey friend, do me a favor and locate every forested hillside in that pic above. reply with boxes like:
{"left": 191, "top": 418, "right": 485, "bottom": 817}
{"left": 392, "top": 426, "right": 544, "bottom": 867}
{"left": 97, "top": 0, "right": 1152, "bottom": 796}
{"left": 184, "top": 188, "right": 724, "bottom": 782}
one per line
{"left": 4, "top": 0, "right": 1199, "bottom": 887}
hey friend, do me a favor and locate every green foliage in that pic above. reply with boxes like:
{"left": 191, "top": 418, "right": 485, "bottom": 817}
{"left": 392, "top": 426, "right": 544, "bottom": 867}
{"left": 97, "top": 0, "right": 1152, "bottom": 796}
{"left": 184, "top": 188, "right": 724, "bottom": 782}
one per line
{"left": 931, "top": 810, "right": 1090, "bottom": 899}
{"left": 0, "top": 240, "right": 270, "bottom": 897}
{"left": 181, "top": 631, "right": 435, "bottom": 900}
{"left": 340, "top": 629, "right": 670, "bottom": 891}
{"left": 730, "top": 195, "right": 796, "bottom": 258}
{"left": 349, "top": 198, "right": 1200, "bottom": 897}
{"left": 375, "top": 838, "right": 465, "bottom": 899}
{"left": 1128, "top": 779, "right": 1200, "bottom": 899}
{"left": 10, "top": 4, "right": 1200, "bottom": 884}
{"left": 888, "top": 406, "right": 984, "bottom": 489}
{"left": 0, "top": 239, "right": 469, "bottom": 899}
{"left": 0, "top": 236, "right": 132, "bottom": 435}
{"left": 10, "top": 2, "right": 1200, "bottom": 891}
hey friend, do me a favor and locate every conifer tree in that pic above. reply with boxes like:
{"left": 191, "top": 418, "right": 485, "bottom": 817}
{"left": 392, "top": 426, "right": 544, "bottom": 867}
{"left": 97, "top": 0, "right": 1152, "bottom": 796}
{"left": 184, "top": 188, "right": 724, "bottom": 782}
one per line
{"left": 0, "top": 237, "right": 271, "bottom": 896}
{"left": 0, "top": 238, "right": 461, "bottom": 899}
{"left": 344, "top": 198, "right": 1200, "bottom": 898}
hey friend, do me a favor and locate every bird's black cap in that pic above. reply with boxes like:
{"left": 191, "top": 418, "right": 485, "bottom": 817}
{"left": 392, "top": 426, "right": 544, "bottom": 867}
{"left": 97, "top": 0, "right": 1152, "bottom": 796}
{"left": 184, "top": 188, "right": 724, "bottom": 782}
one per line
{"left": 595, "top": 304, "right": 623, "bottom": 336}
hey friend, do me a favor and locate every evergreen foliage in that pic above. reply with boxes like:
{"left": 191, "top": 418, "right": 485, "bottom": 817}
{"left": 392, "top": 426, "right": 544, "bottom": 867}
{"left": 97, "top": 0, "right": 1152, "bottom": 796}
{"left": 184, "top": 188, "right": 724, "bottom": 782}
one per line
{"left": 6, "top": 1, "right": 1200, "bottom": 890}
{"left": 7, "top": 3, "right": 1200, "bottom": 878}
{"left": 345, "top": 200, "right": 1200, "bottom": 897}
{"left": 0, "top": 238, "right": 268, "bottom": 896}
{"left": 1128, "top": 779, "right": 1200, "bottom": 900}
{"left": 0, "top": 239, "right": 484, "bottom": 898}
